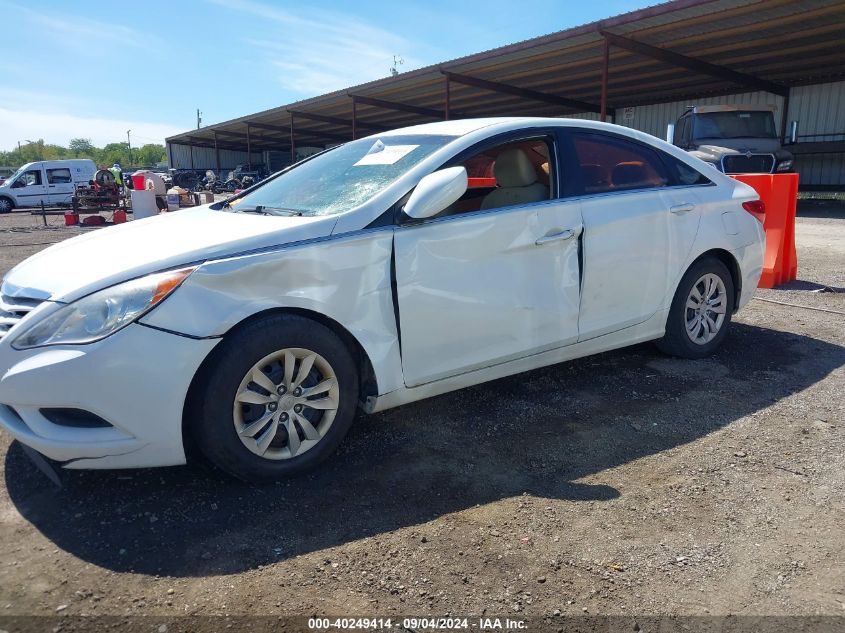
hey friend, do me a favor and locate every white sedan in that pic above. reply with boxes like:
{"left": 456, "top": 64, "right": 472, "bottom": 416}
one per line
{"left": 0, "top": 118, "right": 764, "bottom": 482}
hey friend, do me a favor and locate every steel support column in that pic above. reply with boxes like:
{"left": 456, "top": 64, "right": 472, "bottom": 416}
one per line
{"left": 246, "top": 124, "right": 252, "bottom": 170}
{"left": 290, "top": 115, "right": 296, "bottom": 163}
{"left": 600, "top": 36, "right": 609, "bottom": 122}
{"left": 444, "top": 74, "right": 451, "bottom": 120}
{"left": 213, "top": 131, "right": 220, "bottom": 174}
{"left": 352, "top": 97, "right": 358, "bottom": 140}
{"left": 780, "top": 88, "right": 791, "bottom": 144}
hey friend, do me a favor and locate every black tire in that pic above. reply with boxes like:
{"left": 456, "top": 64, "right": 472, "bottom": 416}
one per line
{"left": 0, "top": 196, "right": 14, "bottom": 214}
{"left": 656, "top": 256, "right": 735, "bottom": 359}
{"left": 188, "top": 314, "right": 359, "bottom": 482}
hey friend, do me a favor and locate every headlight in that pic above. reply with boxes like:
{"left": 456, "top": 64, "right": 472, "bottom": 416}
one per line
{"left": 11, "top": 267, "right": 196, "bottom": 350}
{"left": 776, "top": 160, "right": 793, "bottom": 172}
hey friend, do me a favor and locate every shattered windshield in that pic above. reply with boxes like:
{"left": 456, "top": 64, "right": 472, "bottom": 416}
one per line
{"left": 694, "top": 111, "right": 777, "bottom": 140}
{"left": 232, "top": 134, "right": 455, "bottom": 216}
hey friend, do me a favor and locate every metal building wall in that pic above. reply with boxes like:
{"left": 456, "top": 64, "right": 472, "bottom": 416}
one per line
{"left": 167, "top": 143, "right": 264, "bottom": 172}
{"left": 786, "top": 80, "right": 845, "bottom": 186}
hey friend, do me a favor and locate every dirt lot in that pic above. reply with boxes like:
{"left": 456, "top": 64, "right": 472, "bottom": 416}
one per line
{"left": 0, "top": 204, "right": 842, "bottom": 623}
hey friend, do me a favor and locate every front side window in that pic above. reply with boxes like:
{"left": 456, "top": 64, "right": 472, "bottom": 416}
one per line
{"left": 437, "top": 137, "right": 554, "bottom": 216}
{"left": 571, "top": 133, "right": 668, "bottom": 194}
{"left": 47, "top": 168, "right": 72, "bottom": 184}
{"left": 17, "top": 170, "right": 42, "bottom": 187}
{"left": 233, "top": 134, "right": 455, "bottom": 217}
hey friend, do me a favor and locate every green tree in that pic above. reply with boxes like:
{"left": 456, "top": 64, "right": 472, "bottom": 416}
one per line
{"left": 69, "top": 138, "right": 97, "bottom": 159}
{"left": 135, "top": 143, "right": 167, "bottom": 167}
{"left": 101, "top": 142, "right": 132, "bottom": 168}
{"left": 1, "top": 138, "right": 167, "bottom": 170}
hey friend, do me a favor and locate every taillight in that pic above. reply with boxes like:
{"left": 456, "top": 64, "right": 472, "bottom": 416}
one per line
{"left": 742, "top": 199, "right": 765, "bottom": 224}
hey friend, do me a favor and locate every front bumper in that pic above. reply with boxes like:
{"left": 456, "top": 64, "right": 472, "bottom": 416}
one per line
{"left": 0, "top": 323, "right": 219, "bottom": 469}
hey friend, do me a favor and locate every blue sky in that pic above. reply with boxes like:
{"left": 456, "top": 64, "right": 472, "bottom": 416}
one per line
{"left": 0, "top": 0, "right": 652, "bottom": 150}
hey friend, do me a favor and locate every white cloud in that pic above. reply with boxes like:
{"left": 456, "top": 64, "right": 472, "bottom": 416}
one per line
{"left": 0, "top": 1, "right": 158, "bottom": 51}
{"left": 209, "top": 0, "right": 416, "bottom": 95}
{"left": 0, "top": 108, "right": 183, "bottom": 150}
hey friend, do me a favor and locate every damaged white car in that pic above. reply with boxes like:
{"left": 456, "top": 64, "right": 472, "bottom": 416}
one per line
{"left": 0, "top": 118, "right": 764, "bottom": 482}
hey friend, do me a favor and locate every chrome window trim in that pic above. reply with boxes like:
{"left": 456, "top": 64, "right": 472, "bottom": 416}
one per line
{"left": 397, "top": 196, "right": 570, "bottom": 230}
{"left": 564, "top": 181, "right": 717, "bottom": 204}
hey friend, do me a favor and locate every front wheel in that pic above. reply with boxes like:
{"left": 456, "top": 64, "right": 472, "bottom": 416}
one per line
{"left": 0, "top": 197, "right": 14, "bottom": 214}
{"left": 657, "top": 257, "right": 735, "bottom": 359}
{"left": 189, "top": 314, "right": 359, "bottom": 482}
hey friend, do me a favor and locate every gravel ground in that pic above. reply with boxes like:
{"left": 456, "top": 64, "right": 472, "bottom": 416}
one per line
{"left": 0, "top": 204, "right": 842, "bottom": 622}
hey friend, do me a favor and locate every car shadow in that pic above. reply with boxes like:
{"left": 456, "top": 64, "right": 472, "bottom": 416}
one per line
{"left": 795, "top": 201, "right": 845, "bottom": 220}
{"left": 4, "top": 323, "right": 844, "bottom": 577}
{"left": 768, "top": 279, "right": 845, "bottom": 293}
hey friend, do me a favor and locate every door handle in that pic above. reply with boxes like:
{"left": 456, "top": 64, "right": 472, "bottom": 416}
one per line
{"left": 535, "top": 228, "right": 577, "bottom": 246}
{"left": 670, "top": 203, "right": 696, "bottom": 214}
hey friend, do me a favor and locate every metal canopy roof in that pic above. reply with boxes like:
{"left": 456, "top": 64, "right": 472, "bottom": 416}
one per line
{"left": 166, "top": 0, "right": 845, "bottom": 155}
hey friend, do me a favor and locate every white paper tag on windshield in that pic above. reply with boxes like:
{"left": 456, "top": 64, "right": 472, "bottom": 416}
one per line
{"left": 354, "top": 143, "right": 418, "bottom": 166}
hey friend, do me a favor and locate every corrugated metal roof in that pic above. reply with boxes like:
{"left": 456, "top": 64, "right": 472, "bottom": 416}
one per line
{"left": 167, "top": 0, "right": 845, "bottom": 152}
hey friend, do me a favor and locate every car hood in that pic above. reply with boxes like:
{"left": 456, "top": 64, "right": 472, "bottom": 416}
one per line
{"left": 1, "top": 206, "right": 338, "bottom": 303}
{"left": 692, "top": 138, "right": 782, "bottom": 158}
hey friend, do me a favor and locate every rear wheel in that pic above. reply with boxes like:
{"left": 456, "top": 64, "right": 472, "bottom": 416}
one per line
{"left": 657, "top": 257, "right": 735, "bottom": 359}
{"left": 0, "top": 197, "right": 14, "bottom": 214}
{"left": 189, "top": 314, "right": 359, "bottom": 482}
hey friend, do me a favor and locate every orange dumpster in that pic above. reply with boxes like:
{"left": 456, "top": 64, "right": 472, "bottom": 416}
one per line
{"left": 730, "top": 173, "right": 799, "bottom": 288}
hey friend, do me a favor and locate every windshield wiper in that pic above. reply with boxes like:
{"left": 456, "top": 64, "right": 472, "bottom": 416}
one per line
{"left": 221, "top": 203, "right": 303, "bottom": 216}
{"left": 253, "top": 206, "right": 304, "bottom": 216}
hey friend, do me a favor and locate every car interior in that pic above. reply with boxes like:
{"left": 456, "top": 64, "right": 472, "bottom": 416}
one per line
{"left": 434, "top": 133, "right": 672, "bottom": 218}
{"left": 439, "top": 139, "right": 553, "bottom": 216}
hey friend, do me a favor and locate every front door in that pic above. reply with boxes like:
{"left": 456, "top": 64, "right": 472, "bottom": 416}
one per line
{"left": 394, "top": 133, "right": 584, "bottom": 387}
{"left": 394, "top": 198, "right": 583, "bottom": 386}
{"left": 11, "top": 168, "right": 47, "bottom": 207}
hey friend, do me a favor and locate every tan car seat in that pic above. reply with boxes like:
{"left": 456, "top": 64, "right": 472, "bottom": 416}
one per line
{"left": 481, "top": 149, "right": 549, "bottom": 210}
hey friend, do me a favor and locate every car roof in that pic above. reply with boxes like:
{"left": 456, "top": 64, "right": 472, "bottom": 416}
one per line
{"left": 374, "top": 116, "right": 641, "bottom": 139}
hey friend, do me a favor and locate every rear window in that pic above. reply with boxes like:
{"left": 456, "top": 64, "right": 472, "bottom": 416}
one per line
{"left": 571, "top": 133, "right": 668, "bottom": 194}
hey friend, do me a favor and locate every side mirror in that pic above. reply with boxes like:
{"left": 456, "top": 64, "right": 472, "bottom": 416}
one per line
{"left": 788, "top": 120, "right": 799, "bottom": 145}
{"left": 666, "top": 123, "right": 675, "bottom": 144}
{"left": 403, "top": 166, "right": 467, "bottom": 220}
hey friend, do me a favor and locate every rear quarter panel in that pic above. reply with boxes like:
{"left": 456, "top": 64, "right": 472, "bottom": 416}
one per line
{"left": 682, "top": 178, "right": 764, "bottom": 309}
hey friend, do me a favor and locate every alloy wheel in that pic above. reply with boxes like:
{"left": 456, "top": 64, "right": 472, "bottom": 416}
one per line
{"left": 685, "top": 273, "right": 727, "bottom": 345}
{"left": 232, "top": 348, "right": 339, "bottom": 460}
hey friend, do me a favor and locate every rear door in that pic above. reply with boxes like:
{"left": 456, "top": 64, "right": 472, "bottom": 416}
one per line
{"left": 46, "top": 166, "right": 75, "bottom": 205}
{"left": 394, "top": 131, "right": 583, "bottom": 387}
{"left": 565, "top": 130, "right": 700, "bottom": 341}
